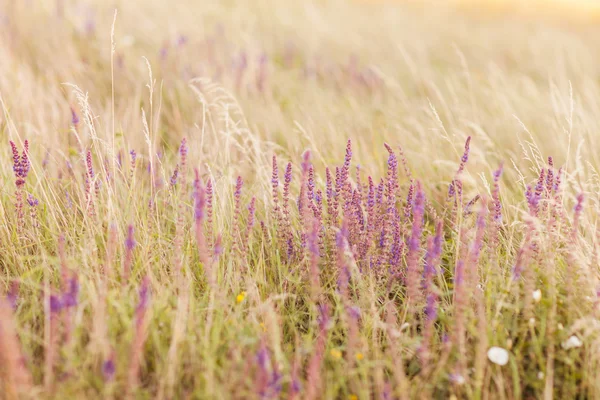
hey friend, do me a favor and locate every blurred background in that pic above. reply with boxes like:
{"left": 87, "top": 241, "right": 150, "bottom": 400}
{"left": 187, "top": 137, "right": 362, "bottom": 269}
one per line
{"left": 1, "top": 0, "right": 599, "bottom": 206}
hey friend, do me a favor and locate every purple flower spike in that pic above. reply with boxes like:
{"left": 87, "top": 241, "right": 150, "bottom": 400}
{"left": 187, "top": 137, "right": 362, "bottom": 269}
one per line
{"left": 102, "top": 358, "right": 116, "bottom": 382}
{"left": 136, "top": 276, "right": 151, "bottom": 314}
{"left": 7, "top": 281, "right": 19, "bottom": 310}
{"left": 194, "top": 181, "right": 206, "bottom": 222}
{"left": 70, "top": 107, "right": 79, "bottom": 126}
{"left": 126, "top": 225, "right": 136, "bottom": 251}
{"left": 574, "top": 193, "right": 584, "bottom": 215}
{"left": 27, "top": 194, "right": 39, "bottom": 207}
{"left": 425, "top": 293, "right": 438, "bottom": 321}
{"left": 214, "top": 235, "right": 224, "bottom": 257}
{"left": 49, "top": 295, "right": 62, "bottom": 314}
{"left": 62, "top": 275, "right": 79, "bottom": 308}
{"left": 347, "top": 305, "right": 361, "bottom": 320}
{"left": 170, "top": 165, "right": 179, "bottom": 187}
{"left": 461, "top": 137, "right": 471, "bottom": 164}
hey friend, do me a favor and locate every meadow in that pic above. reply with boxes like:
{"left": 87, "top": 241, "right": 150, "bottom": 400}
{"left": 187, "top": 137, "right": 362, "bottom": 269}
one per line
{"left": 1, "top": 0, "right": 600, "bottom": 399}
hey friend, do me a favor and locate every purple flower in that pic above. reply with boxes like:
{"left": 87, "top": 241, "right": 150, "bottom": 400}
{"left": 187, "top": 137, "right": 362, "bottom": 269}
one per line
{"left": 179, "top": 138, "right": 188, "bottom": 166}
{"left": 425, "top": 293, "right": 438, "bottom": 321}
{"left": 291, "top": 379, "right": 302, "bottom": 394}
{"left": 136, "top": 276, "right": 151, "bottom": 314}
{"left": 126, "top": 225, "right": 136, "bottom": 251}
{"left": 102, "top": 356, "right": 116, "bottom": 381}
{"left": 70, "top": 107, "right": 79, "bottom": 126}
{"left": 284, "top": 163, "right": 292, "bottom": 187}
{"left": 194, "top": 181, "right": 206, "bottom": 222}
{"left": 286, "top": 238, "right": 294, "bottom": 259}
{"left": 10, "top": 140, "right": 30, "bottom": 185}
{"left": 461, "top": 137, "right": 471, "bottom": 164}
{"left": 308, "top": 221, "right": 320, "bottom": 257}
{"left": 409, "top": 185, "right": 425, "bottom": 252}
{"left": 347, "top": 305, "right": 361, "bottom": 320}
{"left": 170, "top": 165, "right": 179, "bottom": 186}
{"left": 50, "top": 295, "right": 62, "bottom": 313}
{"left": 176, "top": 35, "right": 188, "bottom": 46}
{"left": 271, "top": 155, "right": 279, "bottom": 188}
{"left": 27, "top": 194, "right": 39, "bottom": 207}
{"left": 546, "top": 156, "right": 554, "bottom": 194}
{"left": 574, "top": 193, "right": 584, "bottom": 215}
{"left": 455, "top": 260, "right": 465, "bottom": 286}
{"left": 256, "top": 344, "right": 271, "bottom": 370}
{"left": 317, "top": 303, "right": 330, "bottom": 330}
{"left": 7, "top": 281, "right": 18, "bottom": 310}
{"left": 214, "top": 235, "right": 224, "bottom": 257}
{"left": 234, "top": 176, "right": 243, "bottom": 202}
{"left": 62, "top": 275, "right": 79, "bottom": 308}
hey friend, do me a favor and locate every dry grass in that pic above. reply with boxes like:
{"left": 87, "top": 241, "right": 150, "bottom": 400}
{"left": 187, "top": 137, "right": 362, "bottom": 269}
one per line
{"left": 1, "top": 0, "right": 600, "bottom": 399}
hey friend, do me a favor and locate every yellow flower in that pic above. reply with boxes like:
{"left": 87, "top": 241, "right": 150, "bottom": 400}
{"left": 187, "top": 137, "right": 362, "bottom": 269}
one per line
{"left": 348, "top": 395, "right": 358, "bottom": 400}
{"left": 355, "top": 352, "right": 364, "bottom": 361}
{"left": 259, "top": 322, "right": 266, "bottom": 332}
{"left": 236, "top": 291, "right": 246, "bottom": 304}
{"left": 330, "top": 349, "right": 342, "bottom": 359}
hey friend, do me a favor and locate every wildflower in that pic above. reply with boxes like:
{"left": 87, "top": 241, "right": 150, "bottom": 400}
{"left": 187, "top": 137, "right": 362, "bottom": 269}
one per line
{"left": 27, "top": 194, "right": 38, "bottom": 207}
{"left": 102, "top": 358, "right": 116, "bottom": 382}
{"left": 27, "top": 193, "right": 40, "bottom": 228}
{"left": 236, "top": 291, "right": 246, "bottom": 304}
{"left": 85, "top": 150, "right": 96, "bottom": 216}
{"left": 10, "top": 140, "right": 30, "bottom": 234}
{"left": 7, "top": 281, "right": 19, "bottom": 310}
{"left": 206, "top": 180, "right": 214, "bottom": 246}
{"left": 492, "top": 163, "right": 503, "bottom": 225}
{"left": 232, "top": 176, "right": 243, "bottom": 253}
{"left": 449, "top": 373, "right": 465, "bottom": 385}
{"left": 62, "top": 275, "right": 79, "bottom": 308}
{"left": 123, "top": 224, "right": 135, "bottom": 283}
{"left": 348, "top": 395, "right": 358, "bottom": 400}
{"left": 330, "top": 349, "right": 342, "bottom": 359}
{"left": 355, "top": 352, "right": 364, "bottom": 361}
{"left": 537, "top": 371, "right": 545, "bottom": 380}
{"left": 70, "top": 107, "right": 79, "bottom": 126}
{"left": 532, "top": 289, "right": 542, "bottom": 303}
{"left": 49, "top": 295, "right": 63, "bottom": 314}
{"left": 170, "top": 165, "right": 179, "bottom": 187}
{"left": 129, "top": 150, "right": 137, "bottom": 176}
{"left": 213, "top": 234, "right": 223, "bottom": 257}
{"left": 562, "top": 335, "right": 582, "bottom": 350}
{"left": 487, "top": 347, "right": 509, "bottom": 366}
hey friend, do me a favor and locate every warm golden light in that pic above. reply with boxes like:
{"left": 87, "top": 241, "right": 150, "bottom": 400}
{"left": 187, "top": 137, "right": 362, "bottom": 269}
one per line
{"left": 357, "top": 0, "right": 600, "bottom": 20}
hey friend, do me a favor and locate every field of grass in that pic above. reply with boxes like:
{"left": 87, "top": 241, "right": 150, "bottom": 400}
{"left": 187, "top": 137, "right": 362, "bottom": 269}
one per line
{"left": 1, "top": 0, "right": 600, "bottom": 399}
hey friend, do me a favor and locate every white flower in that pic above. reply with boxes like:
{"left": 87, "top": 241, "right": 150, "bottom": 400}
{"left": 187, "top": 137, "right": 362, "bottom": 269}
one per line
{"left": 562, "top": 335, "right": 582, "bottom": 350}
{"left": 449, "top": 373, "right": 465, "bottom": 385}
{"left": 537, "top": 371, "right": 545, "bottom": 380}
{"left": 532, "top": 289, "right": 542, "bottom": 303}
{"left": 528, "top": 318, "right": 535, "bottom": 327}
{"left": 487, "top": 346, "right": 509, "bottom": 366}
